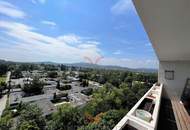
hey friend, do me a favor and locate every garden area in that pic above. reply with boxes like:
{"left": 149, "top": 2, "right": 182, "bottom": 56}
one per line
{"left": 0, "top": 75, "right": 6, "bottom": 84}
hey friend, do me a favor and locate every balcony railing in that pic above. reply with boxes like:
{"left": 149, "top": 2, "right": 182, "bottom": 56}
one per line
{"left": 113, "top": 83, "right": 163, "bottom": 130}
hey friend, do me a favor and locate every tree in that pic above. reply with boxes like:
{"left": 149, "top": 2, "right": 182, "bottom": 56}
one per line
{"left": 0, "top": 66, "right": 158, "bottom": 130}
{"left": 109, "top": 78, "right": 120, "bottom": 87}
{"left": 133, "top": 73, "right": 144, "bottom": 81}
{"left": 124, "top": 75, "right": 133, "bottom": 83}
{"left": 18, "top": 121, "right": 40, "bottom": 130}
{"left": 62, "top": 72, "right": 67, "bottom": 80}
{"left": 79, "top": 73, "right": 87, "bottom": 82}
{"left": 0, "top": 81, "right": 6, "bottom": 87}
{"left": 78, "top": 109, "right": 127, "bottom": 130}
{"left": 43, "top": 64, "right": 58, "bottom": 71}
{"left": 47, "top": 71, "right": 58, "bottom": 78}
{"left": 17, "top": 104, "right": 46, "bottom": 130}
{"left": 53, "top": 93, "right": 57, "bottom": 100}
{"left": 16, "top": 63, "right": 39, "bottom": 71}
{"left": 57, "top": 84, "right": 71, "bottom": 91}
{"left": 0, "top": 87, "right": 2, "bottom": 98}
{"left": 60, "top": 64, "right": 67, "bottom": 71}
{"left": 51, "top": 92, "right": 69, "bottom": 103}
{"left": 19, "top": 64, "right": 30, "bottom": 71}
{"left": 83, "top": 83, "right": 124, "bottom": 116}
{"left": 97, "top": 76, "right": 106, "bottom": 84}
{"left": 0, "top": 81, "right": 6, "bottom": 97}
{"left": 56, "top": 80, "right": 60, "bottom": 89}
{"left": 23, "top": 78, "right": 44, "bottom": 95}
{"left": 0, "top": 113, "right": 12, "bottom": 130}
{"left": 81, "top": 88, "right": 93, "bottom": 96}
{"left": 11, "top": 69, "right": 22, "bottom": 79}
{"left": 81, "top": 79, "right": 89, "bottom": 87}
{"left": 48, "top": 104, "right": 85, "bottom": 130}
{"left": 0, "top": 64, "right": 8, "bottom": 76}
{"left": 131, "top": 81, "right": 148, "bottom": 100}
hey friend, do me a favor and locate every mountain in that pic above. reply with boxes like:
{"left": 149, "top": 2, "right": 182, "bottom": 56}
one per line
{"left": 66, "top": 62, "right": 157, "bottom": 73}
{"left": 35, "top": 61, "right": 59, "bottom": 65}
{"left": 0, "top": 59, "right": 15, "bottom": 64}
{"left": 0, "top": 59, "right": 6, "bottom": 63}
{"left": 0, "top": 59, "right": 157, "bottom": 73}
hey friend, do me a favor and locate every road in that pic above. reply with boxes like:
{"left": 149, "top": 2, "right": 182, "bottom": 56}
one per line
{"left": 6, "top": 71, "right": 11, "bottom": 84}
{"left": 0, "top": 95, "right": 7, "bottom": 116}
{"left": 0, "top": 72, "right": 10, "bottom": 116}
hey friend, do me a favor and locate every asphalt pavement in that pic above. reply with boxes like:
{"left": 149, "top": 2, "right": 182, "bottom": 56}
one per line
{"left": 0, "top": 95, "right": 7, "bottom": 116}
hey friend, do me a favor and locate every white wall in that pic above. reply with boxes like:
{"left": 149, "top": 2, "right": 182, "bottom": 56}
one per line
{"left": 159, "top": 61, "right": 190, "bottom": 98}
{"left": 133, "top": 0, "right": 190, "bottom": 61}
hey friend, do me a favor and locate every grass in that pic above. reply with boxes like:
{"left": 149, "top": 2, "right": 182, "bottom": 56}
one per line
{"left": 0, "top": 75, "right": 6, "bottom": 83}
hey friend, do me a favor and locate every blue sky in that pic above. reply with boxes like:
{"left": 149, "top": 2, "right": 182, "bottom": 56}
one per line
{"left": 0, "top": 0, "right": 158, "bottom": 68}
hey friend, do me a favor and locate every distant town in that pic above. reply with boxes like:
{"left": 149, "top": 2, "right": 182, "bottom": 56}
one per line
{"left": 0, "top": 61, "right": 157, "bottom": 130}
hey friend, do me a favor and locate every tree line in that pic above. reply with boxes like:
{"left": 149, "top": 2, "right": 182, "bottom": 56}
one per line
{"left": 0, "top": 64, "right": 157, "bottom": 130}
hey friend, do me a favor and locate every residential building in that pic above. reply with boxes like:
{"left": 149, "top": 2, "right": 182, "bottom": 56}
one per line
{"left": 113, "top": 0, "right": 190, "bottom": 130}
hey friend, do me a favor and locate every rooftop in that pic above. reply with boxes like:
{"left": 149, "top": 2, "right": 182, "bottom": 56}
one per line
{"left": 31, "top": 99, "right": 57, "bottom": 116}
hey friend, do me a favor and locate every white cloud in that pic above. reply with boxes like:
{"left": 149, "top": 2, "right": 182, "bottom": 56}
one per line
{"left": 0, "top": 1, "right": 26, "bottom": 18}
{"left": 57, "top": 34, "right": 101, "bottom": 46}
{"left": 86, "top": 41, "right": 100, "bottom": 45}
{"left": 111, "top": 0, "right": 134, "bottom": 15}
{"left": 99, "top": 57, "right": 158, "bottom": 69}
{"left": 113, "top": 50, "right": 122, "bottom": 55}
{"left": 0, "top": 21, "right": 34, "bottom": 30}
{"left": 0, "top": 21, "right": 101, "bottom": 63}
{"left": 0, "top": 21, "right": 157, "bottom": 68}
{"left": 31, "top": 0, "right": 46, "bottom": 4}
{"left": 58, "top": 34, "right": 81, "bottom": 44}
{"left": 41, "top": 20, "right": 57, "bottom": 26}
{"left": 78, "top": 44, "right": 98, "bottom": 50}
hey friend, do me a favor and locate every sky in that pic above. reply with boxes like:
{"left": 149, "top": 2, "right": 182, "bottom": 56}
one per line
{"left": 0, "top": 0, "right": 158, "bottom": 68}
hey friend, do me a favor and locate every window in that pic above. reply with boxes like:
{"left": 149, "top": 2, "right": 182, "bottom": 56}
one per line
{"left": 165, "top": 70, "right": 174, "bottom": 80}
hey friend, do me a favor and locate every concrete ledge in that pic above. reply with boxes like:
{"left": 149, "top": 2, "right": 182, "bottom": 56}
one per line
{"left": 113, "top": 84, "right": 163, "bottom": 130}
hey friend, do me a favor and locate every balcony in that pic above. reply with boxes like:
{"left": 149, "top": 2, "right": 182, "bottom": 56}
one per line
{"left": 113, "top": 84, "right": 163, "bottom": 130}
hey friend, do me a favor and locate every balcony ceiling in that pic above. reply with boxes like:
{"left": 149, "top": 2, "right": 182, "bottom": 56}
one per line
{"left": 133, "top": 0, "right": 190, "bottom": 61}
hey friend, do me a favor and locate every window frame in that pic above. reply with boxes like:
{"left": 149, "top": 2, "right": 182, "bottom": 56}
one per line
{"left": 165, "top": 70, "right": 174, "bottom": 80}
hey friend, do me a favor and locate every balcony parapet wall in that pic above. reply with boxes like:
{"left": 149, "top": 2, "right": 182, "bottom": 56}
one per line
{"left": 113, "top": 84, "right": 163, "bottom": 130}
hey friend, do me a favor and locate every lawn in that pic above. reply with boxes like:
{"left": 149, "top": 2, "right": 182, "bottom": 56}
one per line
{"left": 0, "top": 76, "right": 6, "bottom": 83}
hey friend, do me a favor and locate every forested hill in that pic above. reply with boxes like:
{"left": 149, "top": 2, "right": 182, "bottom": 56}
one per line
{"left": 0, "top": 59, "right": 157, "bottom": 73}
{"left": 66, "top": 62, "right": 157, "bottom": 73}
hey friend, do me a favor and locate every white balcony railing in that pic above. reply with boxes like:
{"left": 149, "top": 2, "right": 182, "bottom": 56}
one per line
{"left": 113, "top": 84, "right": 163, "bottom": 130}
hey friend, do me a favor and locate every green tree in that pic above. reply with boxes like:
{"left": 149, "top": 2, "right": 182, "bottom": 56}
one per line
{"left": 0, "top": 64, "right": 8, "bottom": 76}
{"left": 43, "top": 64, "right": 58, "bottom": 71}
{"left": 0, "top": 113, "right": 12, "bottom": 130}
{"left": 17, "top": 104, "right": 46, "bottom": 130}
{"left": 18, "top": 121, "right": 40, "bottom": 130}
{"left": 81, "top": 79, "right": 89, "bottom": 87}
{"left": 81, "top": 88, "right": 93, "bottom": 96}
{"left": 11, "top": 69, "right": 22, "bottom": 79}
{"left": 62, "top": 72, "right": 67, "bottom": 80}
{"left": 0, "top": 81, "right": 6, "bottom": 97}
{"left": 23, "top": 78, "right": 44, "bottom": 95}
{"left": 48, "top": 104, "right": 85, "bottom": 130}
{"left": 60, "top": 64, "right": 67, "bottom": 71}
{"left": 78, "top": 109, "right": 127, "bottom": 130}
{"left": 56, "top": 80, "right": 60, "bottom": 89}
{"left": 47, "top": 71, "right": 58, "bottom": 78}
{"left": 58, "top": 84, "right": 71, "bottom": 91}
